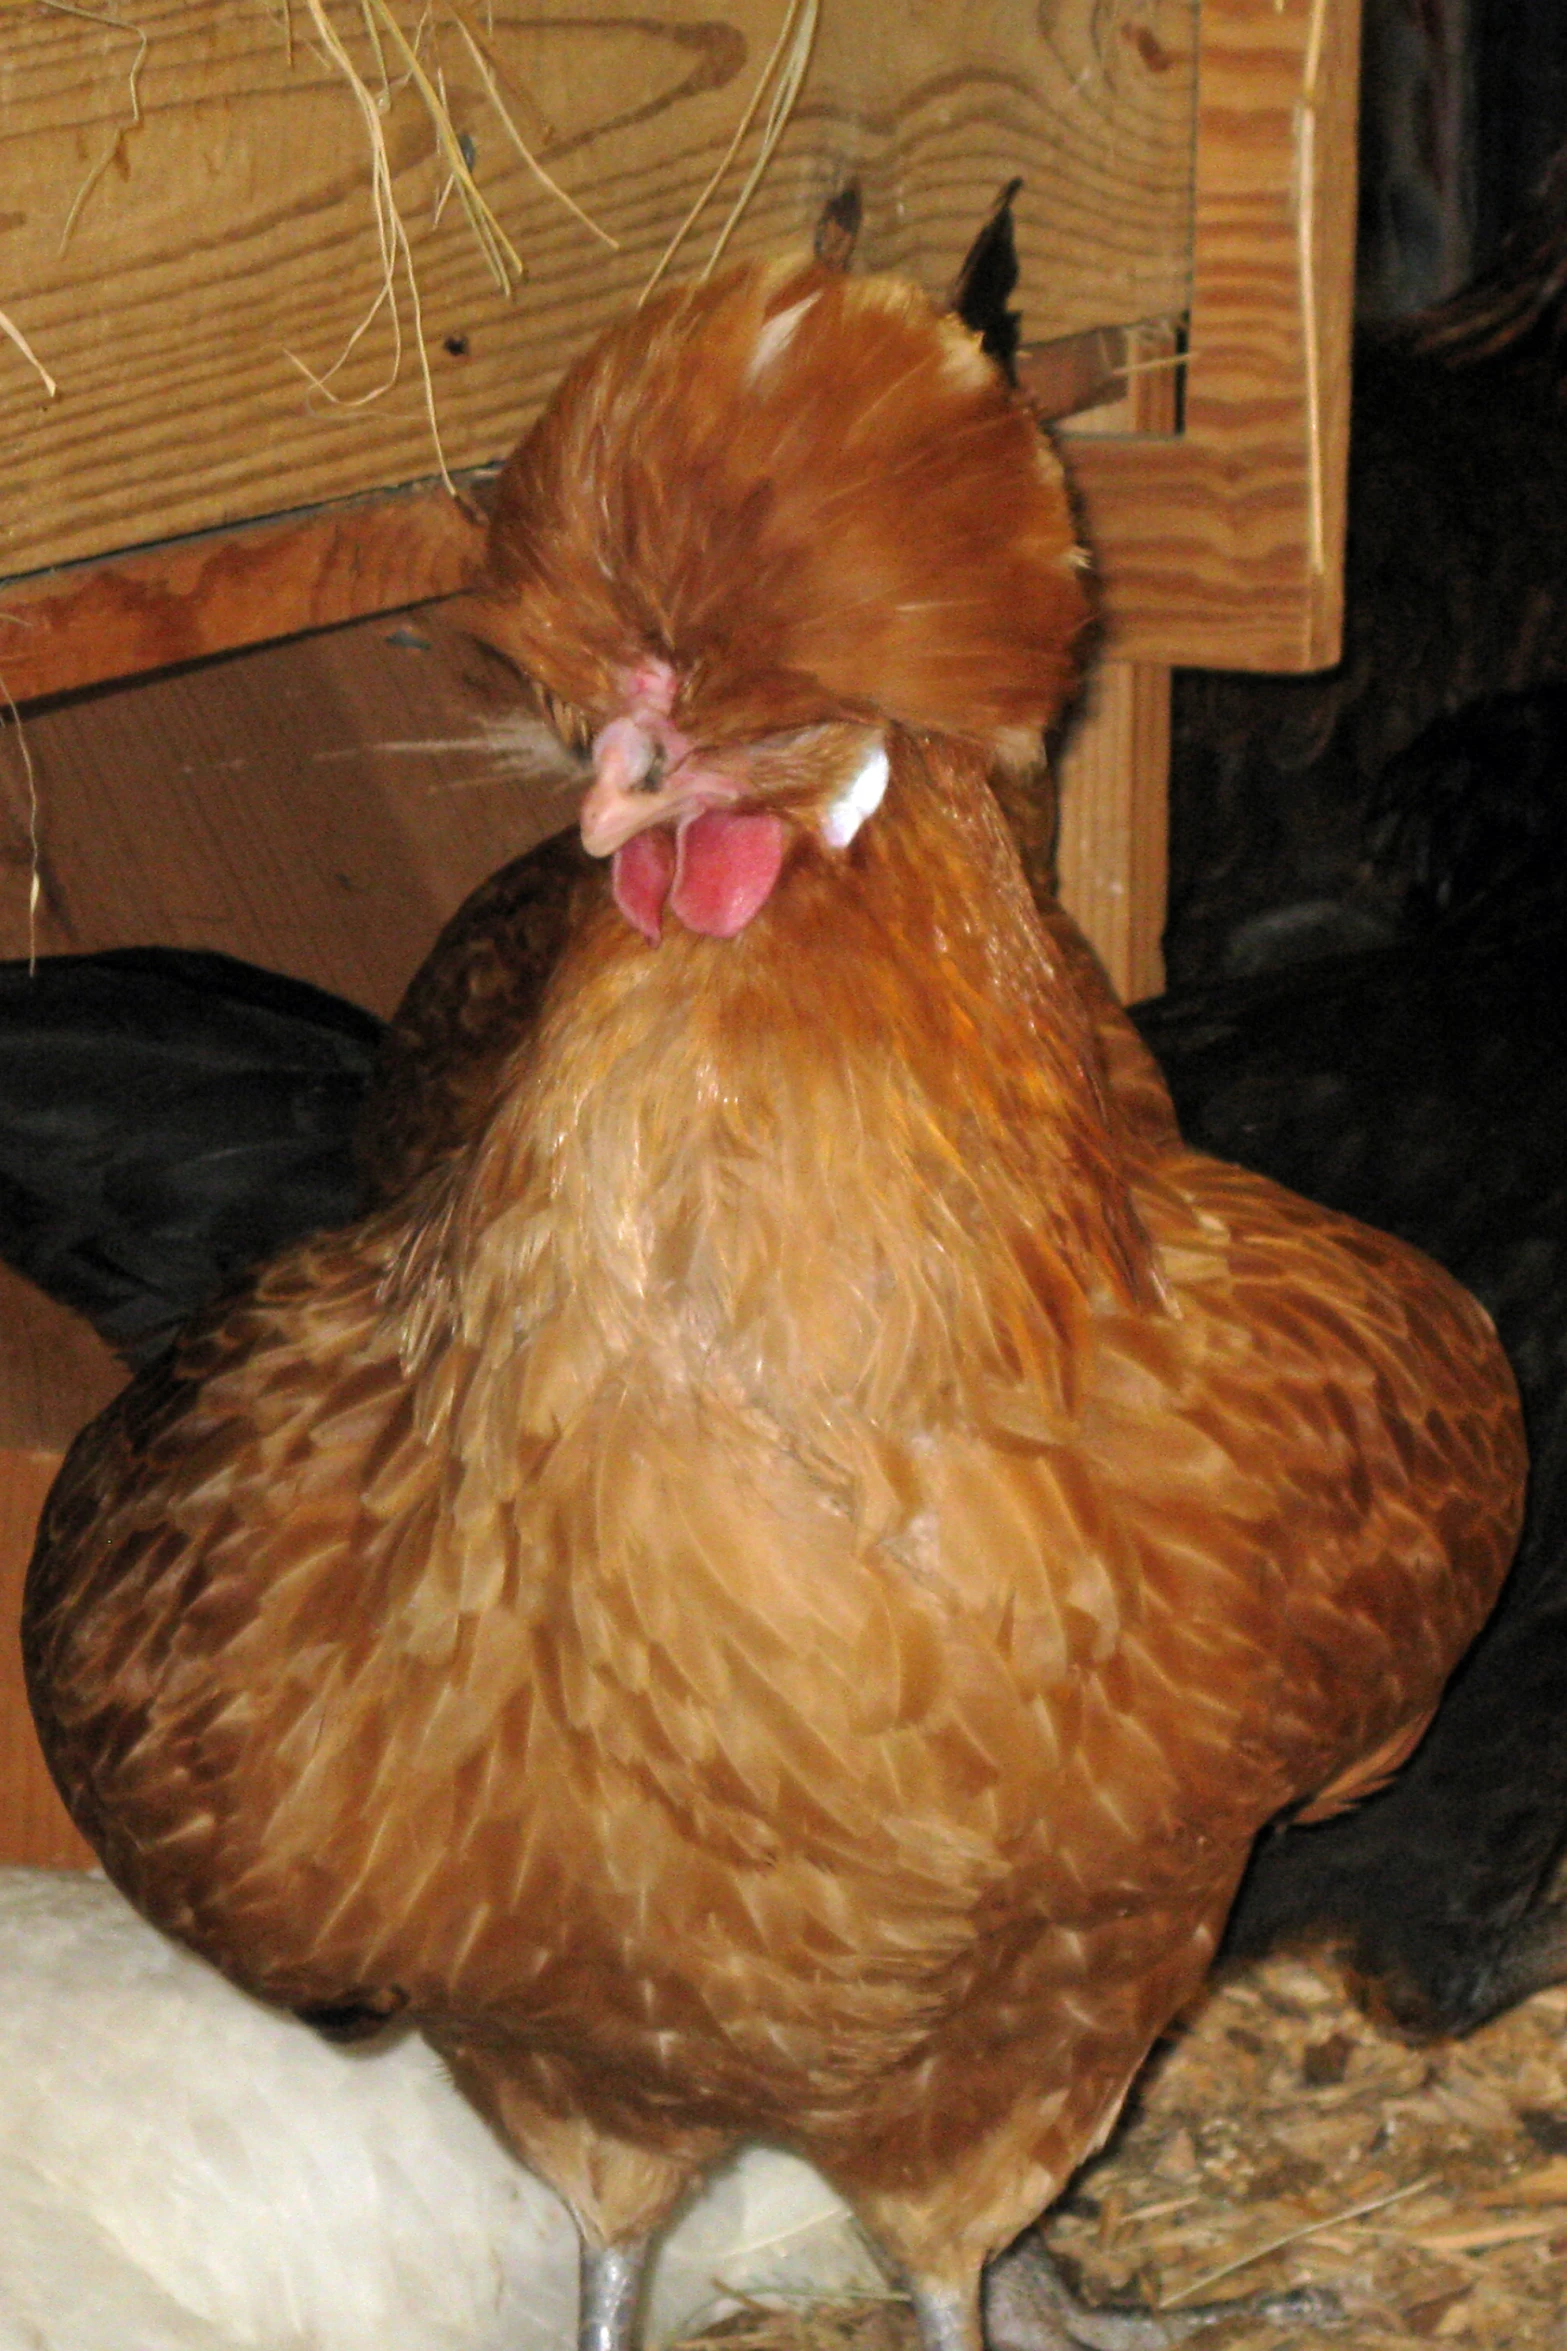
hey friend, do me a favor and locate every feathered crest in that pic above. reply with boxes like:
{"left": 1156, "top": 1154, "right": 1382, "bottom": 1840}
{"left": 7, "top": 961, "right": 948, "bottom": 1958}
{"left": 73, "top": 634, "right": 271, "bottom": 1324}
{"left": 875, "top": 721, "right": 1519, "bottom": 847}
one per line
{"left": 471, "top": 259, "right": 1090, "bottom": 763}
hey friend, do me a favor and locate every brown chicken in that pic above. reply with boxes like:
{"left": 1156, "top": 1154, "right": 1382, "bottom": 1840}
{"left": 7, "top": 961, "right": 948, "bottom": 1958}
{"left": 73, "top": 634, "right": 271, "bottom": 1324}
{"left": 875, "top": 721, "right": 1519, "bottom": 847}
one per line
{"left": 24, "top": 260, "right": 1525, "bottom": 2351}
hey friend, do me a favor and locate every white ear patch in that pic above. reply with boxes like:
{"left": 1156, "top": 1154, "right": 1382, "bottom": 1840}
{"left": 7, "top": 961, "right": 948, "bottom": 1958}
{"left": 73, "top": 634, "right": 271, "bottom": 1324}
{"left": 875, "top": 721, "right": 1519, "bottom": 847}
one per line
{"left": 748, "top": 291, "right": 821, "bottom": 382}
{"left": 820, "top": 740, "right": 889, "bottom": 849}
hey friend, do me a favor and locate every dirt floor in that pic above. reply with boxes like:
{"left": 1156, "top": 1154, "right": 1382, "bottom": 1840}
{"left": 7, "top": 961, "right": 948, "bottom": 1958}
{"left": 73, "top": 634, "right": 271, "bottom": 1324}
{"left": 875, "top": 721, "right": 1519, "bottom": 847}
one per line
{"left": 682, "top": 1952, "right": 1567, "bottom": 2351}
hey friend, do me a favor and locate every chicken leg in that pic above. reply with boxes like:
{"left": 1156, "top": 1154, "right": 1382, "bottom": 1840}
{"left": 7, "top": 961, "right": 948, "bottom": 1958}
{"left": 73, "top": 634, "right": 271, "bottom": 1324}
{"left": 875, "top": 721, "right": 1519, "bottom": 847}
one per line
{"left": 580, "top": 2238, "right": 651, "bottom": 2351}
{"left": 983, "top": 2233, "right": 1341, "bottom": 2351}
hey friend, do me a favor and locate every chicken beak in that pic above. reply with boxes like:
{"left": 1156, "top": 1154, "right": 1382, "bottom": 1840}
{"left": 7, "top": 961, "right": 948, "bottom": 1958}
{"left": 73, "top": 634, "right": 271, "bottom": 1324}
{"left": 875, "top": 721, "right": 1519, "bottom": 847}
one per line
{"left": 579, "top": 718, "right": 738, "bottom": 859}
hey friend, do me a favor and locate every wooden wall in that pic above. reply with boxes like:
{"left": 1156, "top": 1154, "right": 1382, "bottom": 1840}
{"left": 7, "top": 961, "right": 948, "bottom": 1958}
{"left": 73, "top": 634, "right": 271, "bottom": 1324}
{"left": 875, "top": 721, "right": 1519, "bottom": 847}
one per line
{"left": 0, "top": 602, "right": 561, "bottom": 1865}
{"left": 4, "top": 0, "right": 1196, "bottom": 579}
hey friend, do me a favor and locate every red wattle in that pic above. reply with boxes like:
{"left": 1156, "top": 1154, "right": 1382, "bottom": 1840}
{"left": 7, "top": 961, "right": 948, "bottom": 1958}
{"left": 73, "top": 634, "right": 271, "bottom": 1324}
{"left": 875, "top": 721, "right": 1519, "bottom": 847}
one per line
{"left": 671, "top": 809, "right": 788, "bottom": 937}
{"left": 609, "top": 809, "right": 788, "bottom": 942}
{"left": 612, "top": 828, "right": 676, "bottom": 943}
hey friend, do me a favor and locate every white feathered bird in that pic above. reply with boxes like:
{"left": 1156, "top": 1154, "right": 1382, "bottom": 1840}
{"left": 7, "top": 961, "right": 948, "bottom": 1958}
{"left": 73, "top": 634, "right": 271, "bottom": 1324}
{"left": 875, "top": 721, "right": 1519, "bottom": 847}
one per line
{"left": 0, "top": 1869, "right": 881, "bottom": 2351}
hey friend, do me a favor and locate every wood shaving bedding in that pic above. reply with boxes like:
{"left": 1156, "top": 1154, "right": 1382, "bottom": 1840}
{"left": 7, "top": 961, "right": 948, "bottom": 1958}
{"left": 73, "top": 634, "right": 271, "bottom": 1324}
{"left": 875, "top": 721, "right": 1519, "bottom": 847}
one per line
{"left": 680, "top": 1955, "right": 1567, "bottom": 2350}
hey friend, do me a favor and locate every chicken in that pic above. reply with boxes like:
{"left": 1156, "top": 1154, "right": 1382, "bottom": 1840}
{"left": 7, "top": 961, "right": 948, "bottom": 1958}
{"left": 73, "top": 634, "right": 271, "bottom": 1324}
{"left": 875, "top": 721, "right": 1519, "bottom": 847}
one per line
{"left": 22, "top": 259, "right": 1525, "bottom": 2351}
{"left": 0, "top": 188, "right": 1014, "bottom": 1365}
{"left": 0, "top": 1866, "right": 576, "bottom": 2351}
{"left": 20, "top": 712, "right": 1559, "bottom": 2058}
{"left": 0, "top": 949, "right": 377, "bottom": 1368}
{"left": 1165, "top": 139, "right": 1567, "bottom": 990}
{"left": 1135, "top": 690, "right": 1567, "bottom": 2033}
{"left": 0, "top": 1866, "right": 878, "bottom": 2351}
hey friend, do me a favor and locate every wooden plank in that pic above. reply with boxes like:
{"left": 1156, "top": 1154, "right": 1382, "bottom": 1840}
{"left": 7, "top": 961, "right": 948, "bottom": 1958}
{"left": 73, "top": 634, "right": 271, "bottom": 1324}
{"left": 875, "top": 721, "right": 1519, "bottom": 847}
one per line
{"left": 1017, "top": 325, "right": 1150, "bottom": 427}
{"left": 0, "top": 479, "right": 486, "bottom": 706}
{"left": 1065, "top": 0, "right": 1363, "bottom": 668}
{"left": 2, "top": 0, "right": 1196, "bottom": 580}
{"left": 0, "top": 1444, "right": 93, "bottom": 1868}
{"left": 1055, "top": 660, "right": 1171, "bottom": 1002}
{"left": 1052, "top": 313, "right": 1175, "bottom": 999}
{"left": 0, "top": 606, "right": 563, "bottom": 1013}
{"left": 3, "top": 0, "right": 1357, "bottom": 691}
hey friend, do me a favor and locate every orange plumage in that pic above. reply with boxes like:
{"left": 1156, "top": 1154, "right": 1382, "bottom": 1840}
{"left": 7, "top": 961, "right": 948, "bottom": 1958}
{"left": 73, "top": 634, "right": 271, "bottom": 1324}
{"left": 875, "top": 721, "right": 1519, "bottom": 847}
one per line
{"left": 24, "top": 260, "right": 1524, "bottom": 2351}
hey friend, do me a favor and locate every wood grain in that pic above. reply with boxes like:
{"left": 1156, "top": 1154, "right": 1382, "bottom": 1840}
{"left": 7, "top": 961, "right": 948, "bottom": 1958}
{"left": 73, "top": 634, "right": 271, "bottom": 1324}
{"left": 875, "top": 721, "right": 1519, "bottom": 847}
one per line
{"left": 1066, "top": 0, "right": 1364, "bottom": 668}
{"left": 0, "top": 1443, "right": 93, "bottom": 1867}
{"left": 0, "top": 479, "right": 486, "bottom": 706}
{"left": 3, "top": 0, "right": 1195, "bottom": 580}
{"left": 1055, "top": 660, "right": 1171, "bottom": 1004}
{"left": 1053, "top": 317, "right": 1177, "bottom": 1002}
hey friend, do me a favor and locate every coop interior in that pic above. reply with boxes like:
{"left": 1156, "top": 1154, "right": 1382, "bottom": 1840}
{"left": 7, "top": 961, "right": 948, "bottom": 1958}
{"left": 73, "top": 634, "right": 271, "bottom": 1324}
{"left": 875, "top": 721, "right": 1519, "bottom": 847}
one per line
{"left": 3, "top": 0, "right": 1566, "bottom": 2345}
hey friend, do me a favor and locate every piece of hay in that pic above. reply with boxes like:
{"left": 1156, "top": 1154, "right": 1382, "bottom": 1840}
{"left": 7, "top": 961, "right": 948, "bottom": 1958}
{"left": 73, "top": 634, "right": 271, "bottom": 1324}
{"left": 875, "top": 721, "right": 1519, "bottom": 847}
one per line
{"left": 0, "top": 668, "right": 43, "bottom": 973}
{"left": 42, "top": 0, "right": 149, "bottom": 253}
{"left": 641, "top": 0, "right": 821, "bottom": 300}
{"left": 23, "top": 0, "right": 820, "bottom": 479}
{"left": 0, "top": 309, "right": 56, "bottom": 402}
{"left": 449, "top": 12, "right": 619, "bottom": 253}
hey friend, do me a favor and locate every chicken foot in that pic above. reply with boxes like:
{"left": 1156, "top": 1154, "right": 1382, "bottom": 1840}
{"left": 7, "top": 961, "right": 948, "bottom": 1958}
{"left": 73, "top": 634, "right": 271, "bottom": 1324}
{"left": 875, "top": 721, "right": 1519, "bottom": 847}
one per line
{"left": 578, "top": 2237, "right": 650, "bottom": 2351}
{"left": 981, "top": 2231, "right": 1342, "bottom": 2351}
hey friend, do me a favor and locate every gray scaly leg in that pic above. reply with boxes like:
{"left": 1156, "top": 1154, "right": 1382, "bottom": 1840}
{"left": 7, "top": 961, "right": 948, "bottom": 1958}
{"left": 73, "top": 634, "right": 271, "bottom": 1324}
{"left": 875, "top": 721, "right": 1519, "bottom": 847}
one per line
{"left": 985, "top": 2231, "right": 1342, "bottom": 2351}
{"left": 578, "top": 2237, "right": 650, "bottom": 2351}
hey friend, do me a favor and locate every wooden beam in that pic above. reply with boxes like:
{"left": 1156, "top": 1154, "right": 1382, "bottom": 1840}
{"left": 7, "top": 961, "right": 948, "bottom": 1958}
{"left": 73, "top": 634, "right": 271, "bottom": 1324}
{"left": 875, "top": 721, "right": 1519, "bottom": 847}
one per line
{"left": 1, "top": 481, "right": 485, "bottom": 706}
{"left": 1064, "top": 0, "right": 1363, "bottom": 670}
{"left": 0, "top": 1444, "right": 94, "bottom": 1867}
{"left": 1055, "top": 661, "right": 1170, "bottom": 1003}
{"left": 1051, "top": 306, "right": 1175, "bottom": 999}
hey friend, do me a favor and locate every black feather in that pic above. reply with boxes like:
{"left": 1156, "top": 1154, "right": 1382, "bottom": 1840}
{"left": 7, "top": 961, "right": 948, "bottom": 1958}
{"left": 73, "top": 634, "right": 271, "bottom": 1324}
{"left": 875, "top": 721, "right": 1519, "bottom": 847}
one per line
{"left": 0, "top": 949, "right": 380, "bottom": 1365}
{"left": 951, "top": 179, "right": 1025, "bottom": 383}
{"left": 1136, "top": 733, "right": 1567, "bottom": 2032}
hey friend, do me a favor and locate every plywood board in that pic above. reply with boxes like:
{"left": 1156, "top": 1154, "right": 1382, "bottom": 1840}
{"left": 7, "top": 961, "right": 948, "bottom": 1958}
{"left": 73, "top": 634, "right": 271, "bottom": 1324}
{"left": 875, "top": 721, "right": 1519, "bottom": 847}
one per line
{"left": 0, "top": 607, "right": 558, "bottom": 1012}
